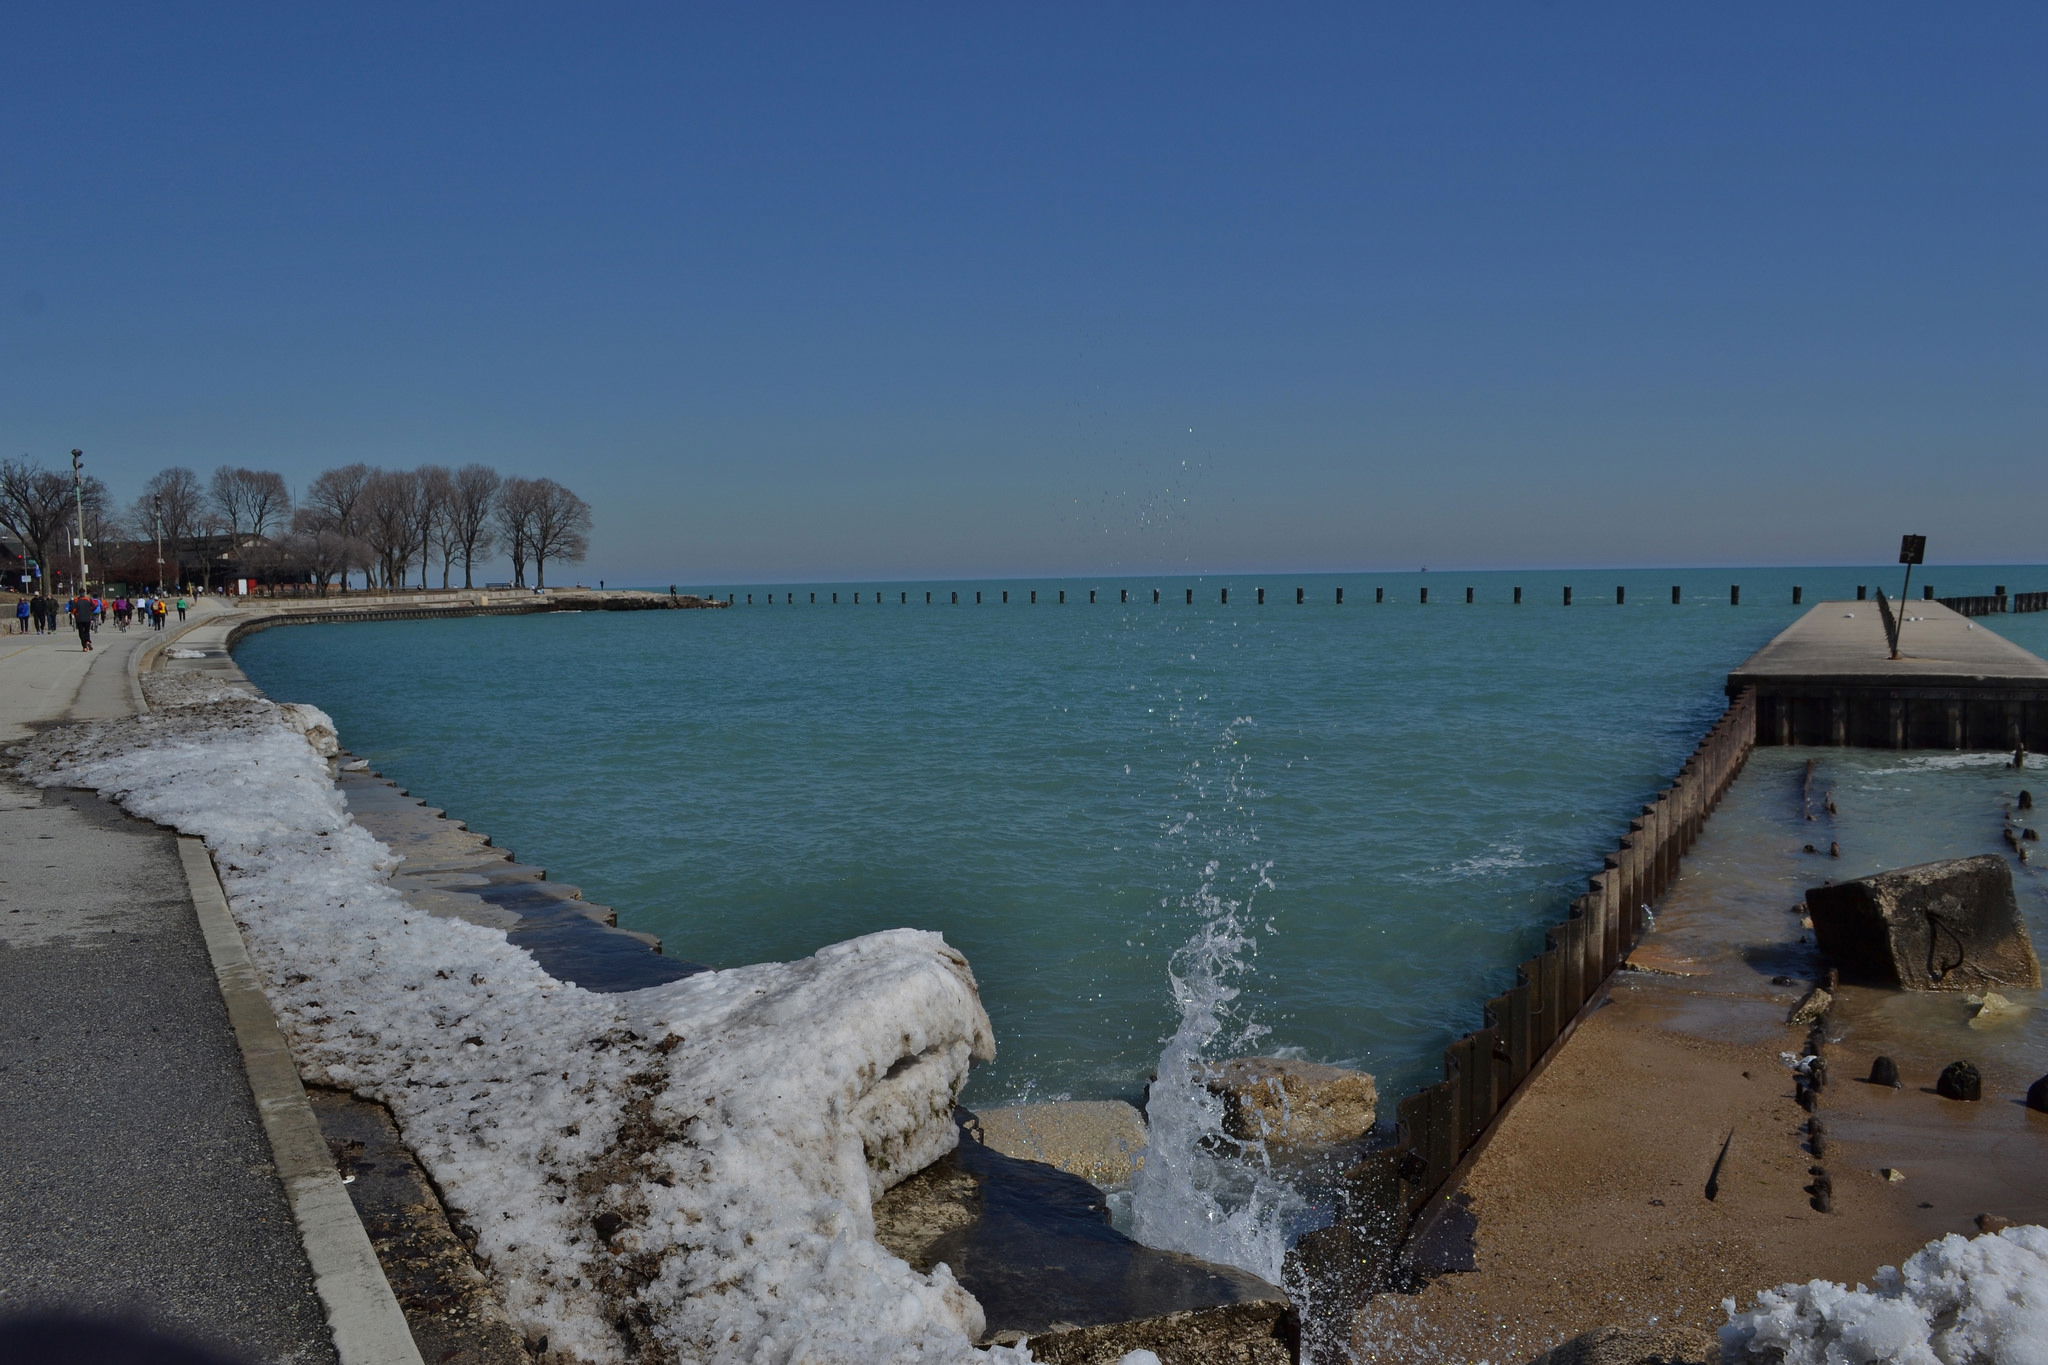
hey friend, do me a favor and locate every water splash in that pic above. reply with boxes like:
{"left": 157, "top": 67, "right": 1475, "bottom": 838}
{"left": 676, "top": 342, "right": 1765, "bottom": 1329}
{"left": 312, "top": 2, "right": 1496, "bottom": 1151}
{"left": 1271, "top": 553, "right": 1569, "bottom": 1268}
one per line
{"left": 1129, "top": 717, "right": 1314, "bottom": 1286}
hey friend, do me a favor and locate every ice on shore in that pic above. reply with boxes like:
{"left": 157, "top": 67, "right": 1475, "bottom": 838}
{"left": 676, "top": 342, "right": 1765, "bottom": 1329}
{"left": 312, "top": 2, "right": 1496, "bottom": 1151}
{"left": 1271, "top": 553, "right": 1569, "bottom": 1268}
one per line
{"left": 1721, "top": 1224, "right": 2048, "bottom": 1365}
{"left": 13, "top": 682, "right": 1035, "bottom": 1363}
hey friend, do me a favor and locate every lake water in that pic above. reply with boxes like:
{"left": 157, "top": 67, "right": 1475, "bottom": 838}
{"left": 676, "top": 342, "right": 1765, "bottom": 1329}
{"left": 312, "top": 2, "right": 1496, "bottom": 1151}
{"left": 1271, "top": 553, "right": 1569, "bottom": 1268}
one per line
{"left": 234, "top": 565, "right": 2048, "bottom": 1112}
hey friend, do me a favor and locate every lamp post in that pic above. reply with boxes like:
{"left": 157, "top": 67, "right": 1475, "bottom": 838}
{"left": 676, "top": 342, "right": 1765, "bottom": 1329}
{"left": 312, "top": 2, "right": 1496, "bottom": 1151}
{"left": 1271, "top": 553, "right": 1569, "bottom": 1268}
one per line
{"left": 70, "top": 449, "right": 86, "bottom": 595}
{"left": 153, "top": 495, "right": 164, "bottom": 593}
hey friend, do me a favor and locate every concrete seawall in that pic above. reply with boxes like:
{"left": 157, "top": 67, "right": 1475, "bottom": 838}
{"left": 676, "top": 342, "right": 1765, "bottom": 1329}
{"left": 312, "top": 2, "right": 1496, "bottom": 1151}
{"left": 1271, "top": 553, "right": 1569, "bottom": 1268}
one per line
{"left": 1730, "top": 600, "right": 2048, "bottom": 749}
{"left": 219, "top": 587, "right": 724, "bottom": 644}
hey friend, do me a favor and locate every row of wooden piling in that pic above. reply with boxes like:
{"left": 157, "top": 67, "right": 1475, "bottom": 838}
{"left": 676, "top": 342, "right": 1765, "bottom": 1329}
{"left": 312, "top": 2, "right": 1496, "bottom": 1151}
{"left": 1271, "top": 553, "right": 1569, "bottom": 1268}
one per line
{"left": 1940, "top": 590, "right": 2048, "bottom": 617}
{"left": 729, "top": 585, "right": 1870, "bottom": 606}
{"left": 1308, "top": 688, "right": 1761, "bottom": 1283}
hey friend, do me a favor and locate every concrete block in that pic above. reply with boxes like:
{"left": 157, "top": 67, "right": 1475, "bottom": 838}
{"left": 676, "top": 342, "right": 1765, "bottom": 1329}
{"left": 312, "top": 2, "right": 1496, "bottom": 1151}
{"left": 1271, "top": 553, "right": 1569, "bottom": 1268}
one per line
{"left": 1806, "top": 855, "right": 2040, "bottom": 991}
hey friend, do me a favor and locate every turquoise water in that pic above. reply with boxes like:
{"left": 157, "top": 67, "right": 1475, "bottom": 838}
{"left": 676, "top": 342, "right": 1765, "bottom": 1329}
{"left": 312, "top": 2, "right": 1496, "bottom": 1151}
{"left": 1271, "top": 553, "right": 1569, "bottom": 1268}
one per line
{"left": 235, "top": 565, "right": 2048, "bottom": 1107}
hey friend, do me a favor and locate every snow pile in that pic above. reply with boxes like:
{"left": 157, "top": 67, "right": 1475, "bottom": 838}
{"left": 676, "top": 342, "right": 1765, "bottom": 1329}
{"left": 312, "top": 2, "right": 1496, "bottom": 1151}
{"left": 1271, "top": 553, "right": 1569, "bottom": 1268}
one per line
{"left": 1721, "top": 1225, "right": 2048, "bottom": 1365}
{"left": 13, "top": 686, "right": 1022, "bottom": 1363}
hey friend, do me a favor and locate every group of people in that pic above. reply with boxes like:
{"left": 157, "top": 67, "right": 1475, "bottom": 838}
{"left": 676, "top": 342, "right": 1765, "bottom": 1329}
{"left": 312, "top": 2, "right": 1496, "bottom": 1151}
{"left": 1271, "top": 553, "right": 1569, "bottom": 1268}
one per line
{"left": 12, "top": 592, "right": 191, "bottom": 647}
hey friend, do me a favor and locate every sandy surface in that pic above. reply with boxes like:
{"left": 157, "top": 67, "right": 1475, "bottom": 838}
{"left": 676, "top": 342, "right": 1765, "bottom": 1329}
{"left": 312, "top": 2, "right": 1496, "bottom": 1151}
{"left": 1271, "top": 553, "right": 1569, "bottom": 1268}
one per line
{"left": 1350, "top": 750, "right": 2048, "bottom": 1364}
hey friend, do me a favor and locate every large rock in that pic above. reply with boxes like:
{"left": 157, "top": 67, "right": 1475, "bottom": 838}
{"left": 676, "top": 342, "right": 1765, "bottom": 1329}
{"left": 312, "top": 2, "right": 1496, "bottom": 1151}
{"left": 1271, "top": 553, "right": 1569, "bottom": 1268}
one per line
{"left": 1197, "top": 1057, "right": 1378, "bottom": 1148}
{"left": 973, "top": 1101, "right": 1148, "bottom": 1186}
{"left": 1806, "top": 855, "right": 2040, "bottom": 992}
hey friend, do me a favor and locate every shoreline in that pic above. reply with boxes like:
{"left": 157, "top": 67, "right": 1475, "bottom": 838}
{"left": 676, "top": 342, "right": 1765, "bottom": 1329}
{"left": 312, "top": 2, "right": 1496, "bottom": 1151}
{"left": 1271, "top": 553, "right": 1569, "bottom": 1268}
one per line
{"left": 136, "top": 601, "right": 1301, "bottom": 1361}
{"left": 42, "top": 591, "right": 2043, "bottom": 1362}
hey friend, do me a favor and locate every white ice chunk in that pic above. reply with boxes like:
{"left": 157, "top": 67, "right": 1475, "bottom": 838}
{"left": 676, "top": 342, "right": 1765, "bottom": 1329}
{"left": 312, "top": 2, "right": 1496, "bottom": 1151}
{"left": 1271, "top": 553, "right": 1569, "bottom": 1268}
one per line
{"left": 1722, "top": 1225, "right": 2048, "bottom": 1365}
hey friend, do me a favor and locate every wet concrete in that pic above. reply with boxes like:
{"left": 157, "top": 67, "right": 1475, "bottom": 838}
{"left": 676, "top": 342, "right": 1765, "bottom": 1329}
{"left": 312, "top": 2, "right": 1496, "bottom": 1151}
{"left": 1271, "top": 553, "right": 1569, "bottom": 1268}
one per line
{"left": 336, "top": 764, "right": 709, "bottom": 992}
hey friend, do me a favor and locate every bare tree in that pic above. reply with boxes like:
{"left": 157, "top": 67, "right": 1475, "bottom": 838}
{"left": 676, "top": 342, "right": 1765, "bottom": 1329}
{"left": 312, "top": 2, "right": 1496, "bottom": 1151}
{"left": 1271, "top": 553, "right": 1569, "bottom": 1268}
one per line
{"left": 445, "top": 463, "right": 500, "bottom": 588}
{"left": 492, "top": 477, "right": 543, "bottom": 587}
{"left": 138, "top": 466, "right": 209, "bottom": 591}
{"left": 414, "top": 466, "right": 453, "bottom": 589}
{"left": 359, "top": 468, "right": 424, "bottom": 588}
{"left": 527, "top": 479, "right": 592, "bottom": 589}
{"left": 0, "top": 458, "right": 78, "bottom": 591}
{"left": 298, "top": 463, "right": 376, "bottom": 590}
{"left": 209, "top": 466, "right": 293, "bottom": 544}
{"left": 286, "top": 509, "right": 370, "bottom": 594}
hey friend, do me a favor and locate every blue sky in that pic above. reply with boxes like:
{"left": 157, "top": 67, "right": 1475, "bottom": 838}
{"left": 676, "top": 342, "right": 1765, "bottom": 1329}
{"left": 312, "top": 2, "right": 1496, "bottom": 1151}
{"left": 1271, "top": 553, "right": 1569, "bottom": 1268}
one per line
{"left": 6, "top": 4, "right": 2043, "bottom": 583}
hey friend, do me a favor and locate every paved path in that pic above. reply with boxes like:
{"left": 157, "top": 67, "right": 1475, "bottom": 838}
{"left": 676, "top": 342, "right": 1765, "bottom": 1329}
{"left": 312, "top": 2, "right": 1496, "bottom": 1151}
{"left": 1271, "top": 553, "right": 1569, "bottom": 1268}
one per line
{"left": 0, "top": 606, "right": 340, "bottom": 1361}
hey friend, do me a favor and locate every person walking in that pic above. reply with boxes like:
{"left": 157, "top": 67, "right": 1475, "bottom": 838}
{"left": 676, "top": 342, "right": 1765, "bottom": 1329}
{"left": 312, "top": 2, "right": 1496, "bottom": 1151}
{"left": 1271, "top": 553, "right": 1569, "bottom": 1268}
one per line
{"left": 176, "top": 594, "right": 189, "bottom": 622}
{"left": 70, "top": 593, "right": 95, "bottom": 651}
{"left": 13, "top": 596, "right": 27, "bottom": 634}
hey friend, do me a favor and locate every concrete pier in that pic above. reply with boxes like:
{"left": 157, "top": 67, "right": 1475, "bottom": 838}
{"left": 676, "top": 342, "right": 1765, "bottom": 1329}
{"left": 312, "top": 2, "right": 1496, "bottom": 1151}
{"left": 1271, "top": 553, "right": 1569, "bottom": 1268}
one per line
{"left": 1728, "top": 601, "right": 2048, "bottom": 748}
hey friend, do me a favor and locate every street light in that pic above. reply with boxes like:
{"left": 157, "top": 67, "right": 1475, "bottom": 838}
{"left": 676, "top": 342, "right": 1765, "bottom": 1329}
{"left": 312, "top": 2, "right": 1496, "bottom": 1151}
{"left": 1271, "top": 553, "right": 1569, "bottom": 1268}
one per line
{"left": 153, "top": 494, "right": 164, "bottom": 594}
{"left": 70, "top": 449, "right": 86, "bottom": 595}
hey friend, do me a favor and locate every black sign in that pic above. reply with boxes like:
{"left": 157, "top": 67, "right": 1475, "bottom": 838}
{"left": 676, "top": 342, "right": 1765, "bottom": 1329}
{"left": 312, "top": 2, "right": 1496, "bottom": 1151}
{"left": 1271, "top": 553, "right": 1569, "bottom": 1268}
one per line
{"left": 1899, "top": 534, "right": 1926, "bottom": 566}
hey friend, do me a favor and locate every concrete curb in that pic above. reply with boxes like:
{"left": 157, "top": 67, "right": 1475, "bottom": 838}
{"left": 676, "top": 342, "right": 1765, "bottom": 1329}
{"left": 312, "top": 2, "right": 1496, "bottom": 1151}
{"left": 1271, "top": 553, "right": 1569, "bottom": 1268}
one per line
{"left": 176, "top": 835, "right": 424, "bottom": 1365}
{"left": 141, "top": 614, "right": 423, "bottom": 1365}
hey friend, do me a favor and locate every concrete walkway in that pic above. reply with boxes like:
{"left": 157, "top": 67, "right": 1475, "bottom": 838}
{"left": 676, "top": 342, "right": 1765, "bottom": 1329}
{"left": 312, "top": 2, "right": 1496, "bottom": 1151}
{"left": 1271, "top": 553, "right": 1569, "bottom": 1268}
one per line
{"left": 1731, "top": 599, "right": 2048, "bottom": 688}
{"left": 0, "top": 607, "right": 407, "bottom": 1362}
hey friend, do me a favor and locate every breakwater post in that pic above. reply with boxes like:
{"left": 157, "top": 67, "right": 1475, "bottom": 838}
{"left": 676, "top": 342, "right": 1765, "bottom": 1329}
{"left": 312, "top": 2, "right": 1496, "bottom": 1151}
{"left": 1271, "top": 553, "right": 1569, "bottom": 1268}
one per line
{"left": 1615, "top": 586, "right": 1625, "bottom": 606}
{"left": 1730, "top": 584, "right": 1740, "bottom": 606}
{"left": 1466, "top": 587, "right": 1475, "bottom": 604}
{"left": 1420, "top": 587, "right": 1429, "bottom": 605}
{"left": 1793, "top": 586, "right": 1802, "bottom": 605}
{"left": 1336, "top": 587, "right": 1345, "bottom": 604}
{"left": 1297, "top": 587, "right": 1305, "bottom": 604}
{"left": 1671, "top": 585, "right": 1680, "bottom": 604}
{"left": 1513, "top": 587, "right": 1522, "bottom": 604}
{"left": 1563, "top": 586, "right": 1572, "bottom": 606}
{"left": 1376, "top": 588, "right": 1385, "bottom": 603}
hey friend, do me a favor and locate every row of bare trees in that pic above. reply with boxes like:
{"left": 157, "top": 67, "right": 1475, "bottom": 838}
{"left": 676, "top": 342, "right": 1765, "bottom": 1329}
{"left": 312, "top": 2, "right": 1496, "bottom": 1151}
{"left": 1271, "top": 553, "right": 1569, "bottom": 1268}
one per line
{"left": 0, "top": 456, "right": 590, "bottom": 592}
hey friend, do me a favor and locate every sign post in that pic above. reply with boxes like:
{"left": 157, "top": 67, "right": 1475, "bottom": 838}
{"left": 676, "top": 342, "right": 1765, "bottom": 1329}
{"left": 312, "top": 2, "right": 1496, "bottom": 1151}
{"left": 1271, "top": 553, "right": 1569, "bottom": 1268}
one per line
{"left": 1894, "top": 534, "right": 1926, "bottom": 659}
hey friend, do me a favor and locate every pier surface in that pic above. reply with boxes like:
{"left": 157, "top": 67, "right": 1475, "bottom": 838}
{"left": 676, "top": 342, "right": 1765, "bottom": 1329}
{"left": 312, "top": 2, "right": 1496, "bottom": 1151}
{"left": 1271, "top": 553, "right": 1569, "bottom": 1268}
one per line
{"left": 1730, "top": 601, "right": 2048, "bottom": 748}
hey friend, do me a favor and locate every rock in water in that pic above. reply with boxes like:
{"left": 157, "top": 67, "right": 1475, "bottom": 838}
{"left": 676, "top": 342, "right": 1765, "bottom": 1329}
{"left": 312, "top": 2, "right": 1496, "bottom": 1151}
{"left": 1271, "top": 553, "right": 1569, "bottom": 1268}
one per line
{"left": 1967, "top": 991, "right": 2027, "bottom": 1028}
{"left": 1787, "top": 985, "right": 1832, "bottom": 1025}
{"left": 1868, "top": 1056, "right": 1902, "bottom": 1088}
{"left": 1196, "top": 1057, "right": 1378, "bottom": 1147}
{"left": 1937, "top": 1060, "right": 1983, "bottom": 1102}
{"left": 972, "top": 1101, "right": 1148, "bottom": 1186}
{"left": 2027, "top": 1075, "right": 2048, "bottom": 1114}
{"left": 1805, "top": 855, "right": 2040, "bottom": 991}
